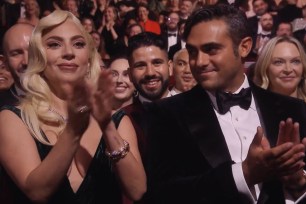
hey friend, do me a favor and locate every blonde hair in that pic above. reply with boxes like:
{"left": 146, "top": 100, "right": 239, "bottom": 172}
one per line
{"left": 21, "top": 10, "right": 101, "bottom": 145}
{"left": 254, "top": 36, "right": 306, "bottom": 102}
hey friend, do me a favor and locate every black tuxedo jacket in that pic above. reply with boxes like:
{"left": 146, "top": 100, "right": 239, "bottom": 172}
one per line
{"left": 144, "top": 83, "right": 306, "bottom": 204}
{"left": 168, "top": 42, "right": 182, "bottom": 60}
{"left": 161, "top": 30, "right": 180, "bottom": 52}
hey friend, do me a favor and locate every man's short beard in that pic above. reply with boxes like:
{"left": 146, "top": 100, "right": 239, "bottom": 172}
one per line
{"left": 135, "top": 78, "right": 169, "bottom": 101}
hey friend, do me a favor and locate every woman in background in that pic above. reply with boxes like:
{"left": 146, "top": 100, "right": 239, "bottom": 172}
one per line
{"left": 0, "top": 10, "right": 145, "bottom": 204}
{"left": 17, "top": 0, "right": 40, "bottom": 26}
{"left": 109, "top": 56, "right": 136, "bottom": 114}
{"left": 254, "top": 36, "right": 306, "bottom": 102}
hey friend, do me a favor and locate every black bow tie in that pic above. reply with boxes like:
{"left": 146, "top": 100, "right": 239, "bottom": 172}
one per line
{"left": 259, "top": 33, "right": 271, "bottom": 38}
{"left": 216, "top": 88, "right": 252, "bottom": 114}
{"left": 168, "top": 33, "right": 176, "bottom": 37}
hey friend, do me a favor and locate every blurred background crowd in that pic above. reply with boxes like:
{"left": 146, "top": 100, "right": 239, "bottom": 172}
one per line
{"left": 1, "top": 0, "right": 306, "bottom": 64}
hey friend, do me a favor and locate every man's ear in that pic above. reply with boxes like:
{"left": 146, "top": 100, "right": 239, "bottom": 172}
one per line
{"left": 168, "top": 60, "right": 173, "bottom": 76}
{"left": 239, "top": 37, "right": 252, "bottom": 58}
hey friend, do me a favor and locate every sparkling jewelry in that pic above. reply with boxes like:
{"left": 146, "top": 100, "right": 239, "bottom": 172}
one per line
{"left": 48, "top": 107, "right": 68, "bottom": 123}
{"left": 76, "top": 105, "right": 90, "bottom": 113}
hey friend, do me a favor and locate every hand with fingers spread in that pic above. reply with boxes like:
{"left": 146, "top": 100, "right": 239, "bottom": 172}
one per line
{"left": 242, "top": 122, "right": 305, "bottom": 188}
{"left": 90, "top": 69, "right": 115, "bottom": 130}
{"left": 276, "top": 119, "right": 306, "bottom": 198}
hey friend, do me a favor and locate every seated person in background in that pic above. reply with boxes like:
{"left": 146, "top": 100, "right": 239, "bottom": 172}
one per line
{"left": 0, "top": 54, "right": 14, "bottom": 93}
{"left": 169, "top": 48, "right": 196, "bottom": 95}
{"left": 254, "top": 36, "right": 306, "bottom": 102}
{"left": 1, "top": 23, "right": 34, "bottom": 107}
{"left": 137, "top": 3, "right": 161, "bottom": 35}
{"left": 253, "top": 12, "right": 275, "bottom": 55}
{"left": 109, "top": 56, "right": 136, "bottom": 114}
{"left": 0, "top": 10, "right": 146, "bottom": 204}
{"left": 276, "top": 21, "right": 293, "bottom": 37}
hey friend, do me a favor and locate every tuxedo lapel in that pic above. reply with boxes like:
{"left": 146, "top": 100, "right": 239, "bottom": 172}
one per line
{"left": 182, "top": 85, "right": 232, "bottom": 168}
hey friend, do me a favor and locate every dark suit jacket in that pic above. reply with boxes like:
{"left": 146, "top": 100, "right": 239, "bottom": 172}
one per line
{"left": 144, "top": 83, "right": 306, "bottom": 204}
{"left": 168, "top": 42, "right": 182, "bottom": 60}
{"left": 161, "top": 30, "right": 180, "bottom": 52}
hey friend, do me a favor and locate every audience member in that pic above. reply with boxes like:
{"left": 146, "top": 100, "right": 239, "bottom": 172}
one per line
{"left": 0, "top": 54, "right": 14, "bottom": 92}
{"left": 178, "top": 0, "right": 193, "bottom": 20}
{"left": 0, "top": 10, "right": 146, "bottom": 203}
{"left": 90, "top": 30, "right": 110, "bottom": 60}
{"left": 1, "top": 23, "right": 34, "bottom": 106}
{"left": 276, "top": 21, "right": 293, "bottom": 36}
{"left": 168, "top": 19, "right": 187, "bottom": 60}
{"left": 253, "top": 12, "right": 275, "bottom": 54}
{"left": 17, "top": 0, "right": 40, "bottom": 27}
{"left": 161, "top": 11, "right": 181, "bottom": 51}
{"left": 255, "top": 36, "right": 306, "bottom": 101}
{"left": 81, "top": 16, "right": 96, "bottom": 33}
{"left": 93, "top": 0, "right": 109, "bottom": 29}
{"left": 169, "top": 48, "right": 196, "bottom": 95}
{"left": 63, "top": 0, "right": 80, "bottom": 18}
{"left": 100, "top": 5, "right": 122, "bottom": 57}
{"left": 145, "top": 5, "right": 306, "bottom": 203}
{"left": 123, "top": 32, "right": 173, "bottom": 158}
{"left": 113, "top": 23, "right": 144, "bottom": 56}
{"left": 110, "top": 56, "right": 136, "bottom": 113}
{"left": 137, "top": 3, "right": 161, "bottom": 35}
{"left": 247, "top": 0, "right": 275, "bottom": 40}
{"left": 167, "top": 0, "right": 180, "bottom": 12}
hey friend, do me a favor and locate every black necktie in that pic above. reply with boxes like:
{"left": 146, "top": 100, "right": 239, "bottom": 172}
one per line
{"left": 168, "top": 33, "right": 176, "bottom": 37}
{"left": 216, "top": 88, "right": 252, "bottom": 114}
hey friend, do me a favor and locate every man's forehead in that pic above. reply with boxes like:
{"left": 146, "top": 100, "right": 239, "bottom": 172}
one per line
{"left": 132, "top": 46, "right": 167, "bottom": 57}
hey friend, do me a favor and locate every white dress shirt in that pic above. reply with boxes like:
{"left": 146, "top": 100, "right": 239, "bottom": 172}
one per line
{"left": 207, "top": 76, "right": 261, "bottom": 203}
{"left": 206, "top": 75, "right": 306, "bottom": 203}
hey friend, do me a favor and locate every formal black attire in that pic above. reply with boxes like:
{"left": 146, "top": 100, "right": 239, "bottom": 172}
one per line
{"left": 0, "top": 105, "right": 124, "bottom": 204}
{"left": 144, "top": 82, "right": 306, "bottom": 203}
{"left": 168, "top": 41, "right": 182, "bottom": 60}
{"left": 160, "top": 29, "right": 180, "bottom": 52}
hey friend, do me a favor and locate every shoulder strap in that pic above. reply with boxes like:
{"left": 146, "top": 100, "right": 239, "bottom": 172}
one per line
{"left": 0, "top": 105, "right": 21, "bottom": 117}
{"left": 111, "top": 109, "right": 126, "bottom": 128}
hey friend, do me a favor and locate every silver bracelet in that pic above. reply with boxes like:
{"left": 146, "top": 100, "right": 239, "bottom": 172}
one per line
{"left": 105, "top": 140, "right": 130, "bottom": 162}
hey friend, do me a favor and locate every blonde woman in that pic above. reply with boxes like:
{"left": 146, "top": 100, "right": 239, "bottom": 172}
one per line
{"left": 0, "top": 10, "right": 145, "bottom": 203}
{"left": 254, "top": 36, "right": 306, "bottom": 102}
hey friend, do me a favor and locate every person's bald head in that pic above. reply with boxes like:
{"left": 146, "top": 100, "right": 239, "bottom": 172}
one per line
{"left": 2, "top": 23, "right": 34, "bottom": 88}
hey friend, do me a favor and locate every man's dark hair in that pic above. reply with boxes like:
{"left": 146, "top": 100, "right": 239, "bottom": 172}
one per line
{"left": 127, "top": 32, "right": 167, "bottom": 61}
{"left": 183, "top": 5, "right": 251, "bottom": 56}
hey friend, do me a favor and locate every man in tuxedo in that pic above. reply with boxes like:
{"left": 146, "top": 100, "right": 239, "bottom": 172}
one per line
{"left": 168, "top": 19, "right": 187, "bottom": 60}
{"left": 123, "top": 32, "right": 173, "bottom": 158}
{"left": 161, "top": 11, "right": 181, "bottom": 51}
{"left": 145, "top": 5, "right": 306, "bottom": 203}
{"left": 253, "top": 12, "right": 274, "bottom": 55}
{"left": 0, "top": 23, "right": 34, "bottom": 107}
